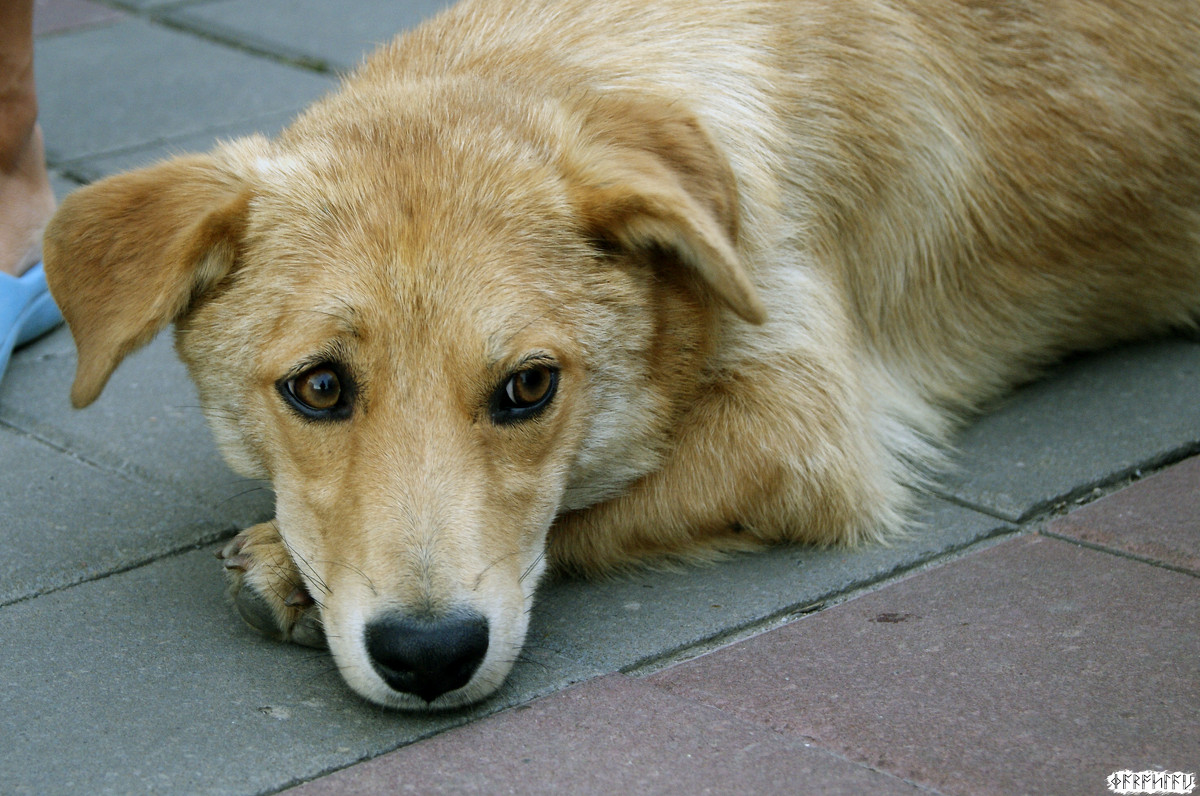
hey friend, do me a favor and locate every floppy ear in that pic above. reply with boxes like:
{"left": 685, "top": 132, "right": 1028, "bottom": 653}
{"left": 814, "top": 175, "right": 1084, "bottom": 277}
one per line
{"left": 43, "top": 155, "right": 252, "bottom": 408}
{"left": 566, "top": 95, "right": 766, "bottom": 325}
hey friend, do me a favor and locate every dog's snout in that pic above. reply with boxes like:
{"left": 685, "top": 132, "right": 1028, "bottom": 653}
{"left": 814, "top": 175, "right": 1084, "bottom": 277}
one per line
{"left": 364, "top": 611, "right": 489, "bottom": 703}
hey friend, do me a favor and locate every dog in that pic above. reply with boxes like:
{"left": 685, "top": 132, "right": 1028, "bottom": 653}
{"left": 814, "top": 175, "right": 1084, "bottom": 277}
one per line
{"left": 43, "top": 0, "right": 1200, "bottom": 710}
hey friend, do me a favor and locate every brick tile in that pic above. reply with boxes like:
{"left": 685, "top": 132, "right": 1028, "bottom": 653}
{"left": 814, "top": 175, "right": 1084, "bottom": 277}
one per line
{"left": 284, "top": 674, "right": 923, "bottom": 796}
{"left": 530, "top": 499, "right": 1007, "bottom": 676}
{"left": 648, "top": 536, "right": 1199, "bottom": 796}
{"left": 1048, "top": 456, "right": 1200, "bottom": 573}
{"left": 34, "top": 0, "right": 124, "bottom": 37}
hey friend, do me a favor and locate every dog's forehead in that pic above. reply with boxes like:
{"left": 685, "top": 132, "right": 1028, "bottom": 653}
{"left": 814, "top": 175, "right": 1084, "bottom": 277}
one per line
{"left": 245, "top": 127, "right": 578, "bottom": 267}
{"left": 235, "top": 189, "right": 591, "bottom": 373}
{"left": 227, "top": 100, "right": 605, "bottom": 369}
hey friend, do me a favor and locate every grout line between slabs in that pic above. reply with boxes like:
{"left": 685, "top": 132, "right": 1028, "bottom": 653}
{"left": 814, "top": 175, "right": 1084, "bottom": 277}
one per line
{"left": 0, "top": 526, "right": 237, "bottom": 609}
{"left": 620, "top": 525, "right": 1025, "bottom": 679}
{"left": 145, "top": 4, "right": 336, "bottom": 74}
{"left": 1037, "top": 528, "right": 1200, "bottom": 579}
{"left": 0, "top": 410, "right": 265, "bottom": 517}
{"left": 622, "top": 444, "right": 1200, "bottom": 679}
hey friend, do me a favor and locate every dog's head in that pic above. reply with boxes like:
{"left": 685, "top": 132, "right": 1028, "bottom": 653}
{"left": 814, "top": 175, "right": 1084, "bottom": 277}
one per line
{"left": 43, "top": 84, "right": 763, "bottom": 709}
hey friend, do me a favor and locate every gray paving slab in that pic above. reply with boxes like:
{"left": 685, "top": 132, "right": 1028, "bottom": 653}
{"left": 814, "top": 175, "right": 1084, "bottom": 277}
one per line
{"left": 530, "top": 498, "right": 1010, "bottom": 673}
{"left": 283, "top": 674, "right": 925, "bottom": 796}
{"left": 34, "top": 16, "right": 333, "bottom": 164}
{"left": 0, "top": 427, "right": 219, "bottom": 605}
{"left": 0, "top": 544, "right": 598, "bottom": 796}
{"left": 939, "top": 338, "right": 1200, "bottom": 521}
{"left": 0, "top": 328, "right": 275, "bottom": 530}
{"left": 167, "top": 0, "right": 449, "bottom": 74}
{"left": 61, "top": 109, "right": 300, "bottom": 183}
{"left": 49, "top": 169, "right": 81, "bottom": 201}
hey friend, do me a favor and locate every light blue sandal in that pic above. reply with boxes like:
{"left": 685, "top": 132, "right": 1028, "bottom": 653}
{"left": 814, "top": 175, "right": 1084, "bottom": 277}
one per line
{"left": 0, "top": 260, "right": 64, "bottom": 382}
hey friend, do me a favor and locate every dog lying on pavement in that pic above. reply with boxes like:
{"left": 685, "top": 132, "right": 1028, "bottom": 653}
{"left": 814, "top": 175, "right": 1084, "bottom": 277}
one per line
{"left": 43, "top": 0, "right": 1200, "bottom": 709}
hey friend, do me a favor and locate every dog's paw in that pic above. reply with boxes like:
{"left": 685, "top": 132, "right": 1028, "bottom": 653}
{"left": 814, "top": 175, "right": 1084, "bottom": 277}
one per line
{"left": 217, "top": 522, "right": 326, "bottom": 649}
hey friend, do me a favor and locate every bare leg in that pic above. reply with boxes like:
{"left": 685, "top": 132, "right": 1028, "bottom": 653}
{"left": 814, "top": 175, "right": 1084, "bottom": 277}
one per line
{"left": 0, "top": 0, "right": 55, "bottom": 277}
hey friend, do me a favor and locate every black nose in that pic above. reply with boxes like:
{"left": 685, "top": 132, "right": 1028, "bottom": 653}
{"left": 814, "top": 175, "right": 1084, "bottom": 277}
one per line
{"left": 364, "top": 611, "right": 489, "bottom": 703}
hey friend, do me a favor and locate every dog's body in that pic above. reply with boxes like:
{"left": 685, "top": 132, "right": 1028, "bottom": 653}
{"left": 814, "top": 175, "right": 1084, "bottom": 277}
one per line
{"left": 44, "top": 0, "right": 1200, "bottom": 709}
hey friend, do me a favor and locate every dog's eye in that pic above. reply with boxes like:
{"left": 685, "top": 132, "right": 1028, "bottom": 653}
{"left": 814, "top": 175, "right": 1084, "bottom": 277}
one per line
{"left": 492, "top": 364, "right": 558, "bottom": 424}
{"left": 295, "top": 367, "right": 341, "bottom": 410}
{"left": 280, "top": 364, "right": 353, "bottom": 420}
{"left": 507, "top": 366, "right": 553, "bottom": 406}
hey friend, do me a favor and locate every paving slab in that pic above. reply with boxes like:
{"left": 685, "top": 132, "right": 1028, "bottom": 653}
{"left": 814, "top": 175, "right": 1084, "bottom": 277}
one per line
{"left": 49, "top": 169, "right": 81, "bottom": 200}
{"left": 0, "top": 328, "right": 275, "bottom": 531}
{"left": 60, "top": 109, "right": 301, "bottom": 183}
{"left": 166, "top": 0, "right": 449, "bottom": 74}
{"left": 34, "top": 16, "right": 333, "bottom": 164}
{"left": 283, "top": 674, "right": 924, "bottom": 796}
{"left": 0, "top": 545, "right": 598, "bottom": 796}
{"left": 939, "top": 339, "right": 1200, "bottom": 521}
{"left": 1046, "top": 455, "right": 1200, "bottom": 574}
{"left": 648, "top": 534, "right": 1200, "bottom": 796}
{"left": 530, "top": 498, "right": 1009, "bottom": 673}
{"left": 0, "top": 427, "right": 219, "bottom": 605}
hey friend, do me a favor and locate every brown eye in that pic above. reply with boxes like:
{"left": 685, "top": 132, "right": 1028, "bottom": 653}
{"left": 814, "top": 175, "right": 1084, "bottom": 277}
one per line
{"left": 506, "top": 366, "right": 552, "bottom": 407}
{"left": 493, "top": 364, "right": 558, "bottom": 424}
{"left": 295, "top": 367, "right": 341, "bottom": 410}
{"left": 280, "top": 363, "right": 353, "bottom": 420}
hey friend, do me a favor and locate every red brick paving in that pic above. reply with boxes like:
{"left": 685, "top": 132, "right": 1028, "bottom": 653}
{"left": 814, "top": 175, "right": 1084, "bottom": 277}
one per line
{"left": 285, "top": 674, "right": 923, "bottom": 795}
{"left": 1047, "top": 456, "right": 1200, "bottom": 574}
{"left": 649, "top": 535, "right": 1199, "bottom": 795}
{"left": 34, "top": 0, "right": 124, "bottom": 37}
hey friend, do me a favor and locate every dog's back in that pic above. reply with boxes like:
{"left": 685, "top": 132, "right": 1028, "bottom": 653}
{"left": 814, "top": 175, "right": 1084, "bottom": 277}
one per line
{"left": 765, "top": 1, "right": 1200, "bottom": 411}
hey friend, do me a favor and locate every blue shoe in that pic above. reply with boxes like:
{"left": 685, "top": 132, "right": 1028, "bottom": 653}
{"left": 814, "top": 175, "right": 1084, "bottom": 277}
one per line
{"left": 0, "top": 261, "right": 64, "bottom": 382}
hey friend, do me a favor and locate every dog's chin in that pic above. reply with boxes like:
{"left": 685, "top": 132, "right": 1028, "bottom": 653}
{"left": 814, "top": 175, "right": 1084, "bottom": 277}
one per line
{"left": 325, "top": 606, "right": 524, "bottom": 711}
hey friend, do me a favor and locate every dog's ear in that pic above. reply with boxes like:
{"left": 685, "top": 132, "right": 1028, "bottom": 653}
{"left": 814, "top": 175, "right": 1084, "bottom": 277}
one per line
{"left": 44, "top": 155, "right": 252, "bottom": 408}
{"left": 567, "top": 95, "right": 766, "bottom": 325}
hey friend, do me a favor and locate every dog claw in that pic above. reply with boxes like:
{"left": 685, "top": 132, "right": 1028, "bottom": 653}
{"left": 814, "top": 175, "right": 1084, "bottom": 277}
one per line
{"left": 217, "top": 536, "right": 246, "bottom": 561}
{"left": 229, "top": 582, "right": 327, "bottom": 649}
{"left": 221, "top": 553, "right": 251, "bottom": 571}
{"left": 284, "top": 585, "right": 314, "bottom": 607}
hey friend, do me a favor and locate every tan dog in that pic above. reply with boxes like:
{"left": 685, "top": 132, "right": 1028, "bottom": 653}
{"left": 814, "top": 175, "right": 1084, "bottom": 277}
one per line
{"left": 43, "top": 0, "right": 1200, "bottom": 710}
